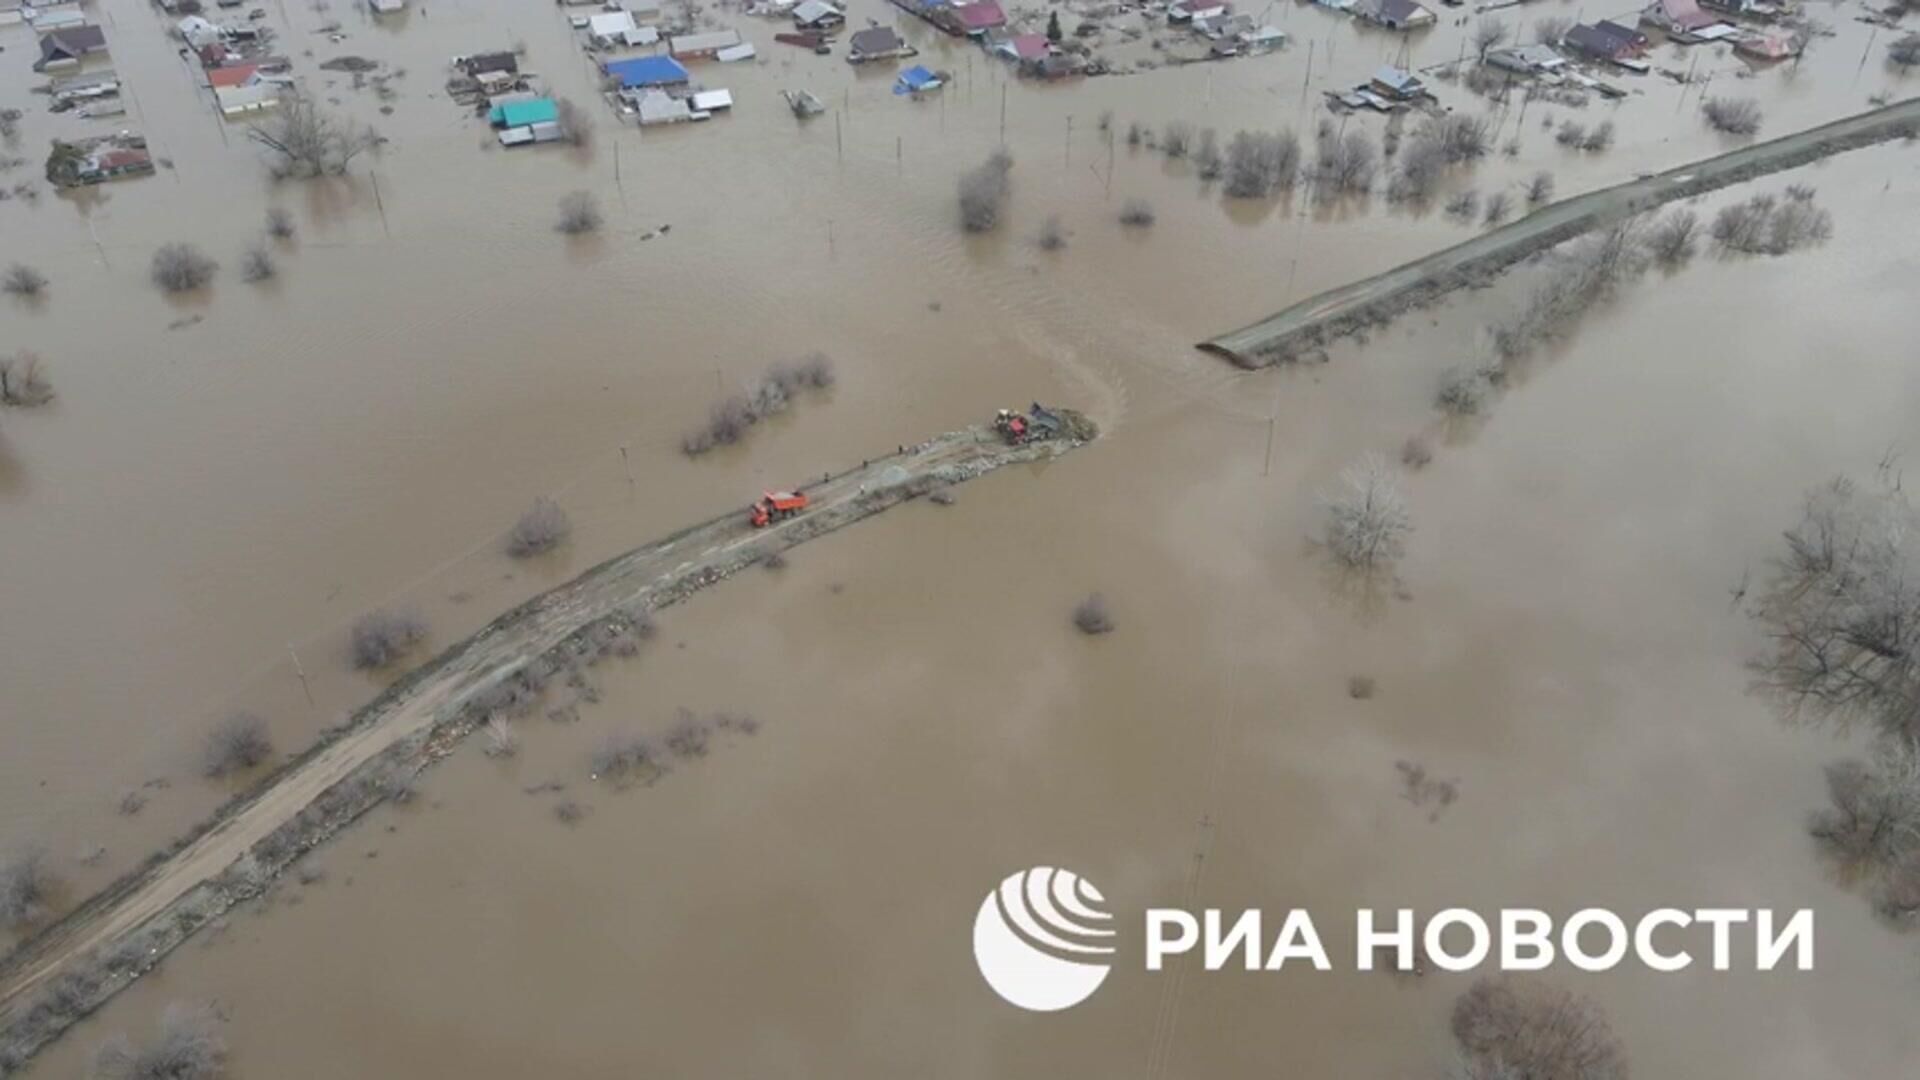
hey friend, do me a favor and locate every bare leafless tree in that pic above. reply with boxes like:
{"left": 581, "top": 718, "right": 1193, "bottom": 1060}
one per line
{"left": 555, "top": 96, "right": 592, "bottom": 146}
{"left": 150, "top": 244, "right": 217, "bottom": 292}
{"left": 1711, "top": 190, "right": 1831, "bottom": 255}
{"left": 1436, "top": 366, "right": 1494, "bottom": 415}
{"left": 1645, "top": 209, "right": 1699, "bottom": 266}
{"left": 958, "top": 149, "right": 1014, "bottom": 232}
{"left": 681, "top": 354, "right": 835, "bottom": 455}
{"left": 1811, "top": 739, "right": 1920, "bottom": 873}
{"left": 1162, "top": 121, "right": 1193, "bottom": 158}
{"left": 92, "top": 1001, "right": 228, "bottom": 1080}
{"left": 1750, "top": 474, "right": 1920, "bottom": 740}
{"left": 1450, "top": 976, "right": 1627, "bottom": 1080}
{"left": 1891, "top": 33, "right": 1920, "bottom": 68}
{"left": 1321, "top": 454, "right": 1412, "bottom": 570}
{"left": 1118, "top": 198, "right": 1156, "bottom": 226}
{"left": 1492, "top": 220, "right": 1648, "bottom": 360}
{"left": 507, "top": 496, "right": 571, "bottom": 558}
{"left": 483, "top": 716, "right": 520, "bottom": 758}
{"left": 1316, "top": 130, "right": 1378, "bottom": 196}
{"left": 248, "top": 98, "right": 374, "bottom": 179}
{"left": 265, "top": 207, "right": 296, "bottom": 241}
{"left": 1472, "top": 17, "right": 1511, "bottom": 60}
{"left": 0, "top": 350, "right": 54, "bottom": 407}
{"left": 1482, "top": 191, "right": 1512, "bottom": 225}
{"left": 1532, "top": 15, "right": 1572, "bottom": 44}
{"left": 240, "top": 244, "right": 276, "bottom": 283}
{"left": 350, "top": 607, "right": 428, "bottom": 670}
{"left": 202, "top": 713, "right": 273, "bottom": 777}
{"left": 1073, "top": 593, "right": 1115, "bottom": 635}
{"left": 1525, "top": 170, "right": 1554, "bottom": 206}
{"left": 556, "top": 190, "right": 602, "bottom": 235}
{"left": 2, "top": 263, "right": 47, "bottom": 297}
{"left": 1223, "top": 130, "right": 1301, "bottom": 197}
{"left": 1701, "top": 96, "right": 1764, "bottom": 135}
{"left": 1194, "top": 128, "right": 1222, "bottom": 180}
{"left": 1036, "top": 214, "right": 1067, "bottom": 251}
{"left": 0, "top": 848, "right": 52, "bottom": 926}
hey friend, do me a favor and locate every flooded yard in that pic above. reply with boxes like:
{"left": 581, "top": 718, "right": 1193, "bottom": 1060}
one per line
{"left": 4, "top": 0, "right": 1920, "bottom": 1074}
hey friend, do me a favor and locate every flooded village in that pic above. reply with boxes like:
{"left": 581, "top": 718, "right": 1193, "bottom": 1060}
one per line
{"left": 3, "top": 0, "right": 1920, "bottom": 1074}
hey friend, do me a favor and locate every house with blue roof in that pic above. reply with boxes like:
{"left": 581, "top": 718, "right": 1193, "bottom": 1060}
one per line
{"left": 602, "top": 54, "right": 691, "bottom": 89}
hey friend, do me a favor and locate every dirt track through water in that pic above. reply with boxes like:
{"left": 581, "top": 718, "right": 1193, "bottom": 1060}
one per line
{"left": 0, "top": 419, "right": 1090, "bottom": 1067}
{"left": 1199, "top": 97, "right": 1920, "bottom": 367}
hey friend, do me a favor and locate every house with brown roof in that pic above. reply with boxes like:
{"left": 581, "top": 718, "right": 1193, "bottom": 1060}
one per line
{"left": 847, "top": 25, "right": 914, "bottom": 62}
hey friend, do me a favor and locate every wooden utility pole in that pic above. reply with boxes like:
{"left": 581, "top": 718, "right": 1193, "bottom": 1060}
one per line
{"left": 289, "top": 644, "right": 314, "bottom": 707}
{"left": 370, "top": 171, "right": 391, "bottom": 239}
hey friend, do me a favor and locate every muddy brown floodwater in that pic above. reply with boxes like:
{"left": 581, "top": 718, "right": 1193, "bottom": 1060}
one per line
{"left": 4, "top": 0, "right": 1920, "bottom": 1074}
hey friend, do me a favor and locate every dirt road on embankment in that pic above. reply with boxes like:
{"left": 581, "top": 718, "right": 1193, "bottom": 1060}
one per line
{"left": 0, "top": 416, "right": 1094, "bottom": 1072}
{"left": 1199, "top": 97, "right": 1920, "bottom": 368}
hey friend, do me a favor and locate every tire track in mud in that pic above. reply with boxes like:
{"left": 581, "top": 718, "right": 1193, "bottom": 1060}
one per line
{"left": 0, "top": 421, "right": 1094, "bottom": 1072}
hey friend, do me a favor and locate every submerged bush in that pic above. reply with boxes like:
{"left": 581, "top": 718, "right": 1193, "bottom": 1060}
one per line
{"left": 1702, "top": 96, "right": 1764, "bottom": 135}
{"left": 349, "top": 607, "right": 428, "bottom": 670}
{"left": 150, "top": 244, "right": 217, "bottom": 292}
{"left": 1118, "top": 198, "right": 1156, "bottom": 226}
{"left": 92, "top": 1001, "right": 228, "bottom": 1080}
{"left": 506, "top": 496, "right": 571, "bottom": 558}
{"left": 958, "top": 150, "right": 1014, "bottom": 232}
{"left": 555, "top": 190, "right": 602, "bottom": 235}
{"left": 1072, "top": 593, "right": 1114, "bottom": 635}
{"left": 202, "top": 713, "right": 273, "bottom": 778}
{"left": 0, "top": 848, "right": 53, "bottom": 926}
{"left": 681, "top": 353, "right": 836, "bottom": 455}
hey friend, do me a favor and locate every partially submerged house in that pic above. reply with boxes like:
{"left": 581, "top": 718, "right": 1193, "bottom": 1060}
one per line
{"left": 34, "top": 24, "right": 107, "bottom": 71}
{"left": 456, "top": 51, "right": 519, "bottom": 77}
{"left": 215, "top": 81, "right": 279, "bottom": 116}
{"left": 1352, "top": 0, "right": 1434, "bottom": 30}
{"left": 994, "top": 32, "right": 1049, "bottom": 62}
{"left": 893, "top": 63, "right": 943, "bottom": 93}
{"left": 1735, "top": 29, "right": 1801, "bottom": 60}
{"left": 207, "top": 62, "right": 259, "bottom": 88}
{"left": 669, "top": 29, "right": 743, "bottom": 59}
{"left": 369, "top": 0, "right": 405, "bottom": 13}
{"left": 1169, "top": 0, "right": 1228, "bottom": 23}
{"left": 587, "top": 10, "right": 638, "bottom": 46}
{"left": 949, "top": 0, "right": 1006, "bottom": 35}
{"left": 176, "top": 15, "right": 221, "bottom": 49}
{"left": 1640, "top": 0, "right": 1715, "bottom": 34}
{"left": 847, "top": 25, "right": 914, "bottom": 62}
{"left": 603, "top": 54, "right": 691, "bottom": 89}
{"left": 1485, "top": 42, "right": 1565, "bottom": 74}
{"left": 1368, "top": 64, "right": 1425, "bottom": 100}
{"left": 635, "top": 88, "right": 695, "bottom": 125}
{"left": 489, "top": 95, "right": 563, "bottom": 145}
{"left": 1240, "top": 25, "right": 1286, "bottom": 51}
{"left": 1562, "top": 21, "right": 1646, "bottom": 61}
{"left": 792, "top": 0, "right": 844, "bottom": 29}
{"left": 47, "top": 135, "right": 154, "bottom": 186}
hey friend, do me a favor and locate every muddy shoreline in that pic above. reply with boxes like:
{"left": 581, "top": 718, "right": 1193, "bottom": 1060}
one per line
{"left": 0, "top": 418, "right": 1094, "bottom": 1073}
{"left": 1198, "top": 98, "right": 1920, "bottom": 368}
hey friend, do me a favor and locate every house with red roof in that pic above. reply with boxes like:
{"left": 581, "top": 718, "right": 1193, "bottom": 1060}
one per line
{"left": 207, "top": 64, "right": 260, "bottom": 89}
{"left": 951, "top": 0, "right": 1006, "bottom": 35}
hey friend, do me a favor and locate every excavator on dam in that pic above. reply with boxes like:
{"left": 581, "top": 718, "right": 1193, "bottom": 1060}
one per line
{"left": 994, "top": 403, "right": 1069, "bottom": 445}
